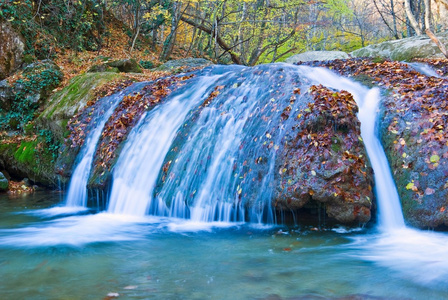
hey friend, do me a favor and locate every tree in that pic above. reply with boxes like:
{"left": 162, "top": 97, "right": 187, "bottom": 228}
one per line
{"left": 404, "top": 0, "right": 448, "bottom": 57}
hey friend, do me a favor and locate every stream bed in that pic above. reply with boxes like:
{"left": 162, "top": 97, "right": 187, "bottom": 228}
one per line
{"left": 1, "top": 192, "right": 447, "bottom": 300}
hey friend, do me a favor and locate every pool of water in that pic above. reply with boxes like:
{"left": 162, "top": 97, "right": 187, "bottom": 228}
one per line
{"left": 0, "top": 192, "right": 447, "bottom": 300}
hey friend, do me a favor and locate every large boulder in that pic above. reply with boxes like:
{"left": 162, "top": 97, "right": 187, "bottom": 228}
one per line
{"left": 0, "top": 171, "right": 8, "bottom": 191}
{"left": 17, "top": 60, "right": 63, "bottom": 104}
{"left": 351, "top": 32, "right": 448, "bottom": 61}
{"left": 38, "top": 72, "right": 126, "bottom": 141}
{"left": 275, "top": 85, "right": 373, "bottom": 224}
{"left": 293, "top": 58, "right": 448, "bottom": 228}
{"left": 156, "top": 58, "right": 213, "bottom": 72}
{"left": 0, "top": 21, "right": 25, "bottom": 80}
{"left": 285, "top": 51, "right": 349, "bottom": 64}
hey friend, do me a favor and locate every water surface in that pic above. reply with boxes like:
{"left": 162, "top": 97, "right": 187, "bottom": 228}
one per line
{"left": 0, "top": 193, "right": 447, "bottom": 300}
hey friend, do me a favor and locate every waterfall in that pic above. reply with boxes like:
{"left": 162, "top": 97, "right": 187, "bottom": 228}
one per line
{"left": 297, "top": 66, "right": 405, "bottom": 229}
{"left": 60, "top": 63, "right": 408, "bottom": 229}
{"left": 65, "top": 83, "right": 147, "bottom": 208}
{"left": 107, "top": 64, "right": 305, "bottom": 223}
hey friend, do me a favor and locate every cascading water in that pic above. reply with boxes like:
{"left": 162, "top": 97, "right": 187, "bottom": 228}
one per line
{"left": 107, "top": 73, "right": 228, "bottom": 216}
{"left": 62, "top": 64, "right": 407, "bottom": 229}
{"left": 107, "top": 65, "right": 306, "bottom": 223}
{"left": 65, "top": 83, "right": 147, "bottom": 208}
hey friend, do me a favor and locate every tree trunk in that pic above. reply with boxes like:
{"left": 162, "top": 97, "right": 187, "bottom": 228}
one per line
{"left": 160, "top": 2, "right": 181, "bottom": 61}
{"left": 404, "top": 0, "right": 422, "bottom": 35}
{"left": 426, "top": 29, "right": 448, "bottom": 57}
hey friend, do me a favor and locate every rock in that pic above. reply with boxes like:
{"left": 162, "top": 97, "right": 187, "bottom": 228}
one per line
{"left": 157, "top": 58, "right": 213, "bottom": 72}
{"left": 22, "top": 177, "right": 31, "bottom": 187}
{"left": 0, "top": 139, "right": 58, "bottom": 187}
{"left": 16, "top": 60, "right": 63, "bottom": 104}
{"left": 379, "top": 82, "right": 448, "bottom": 229}
{"left": 285, "top": 51, "right": 349, "bottom": 64}
{"left": 108, "top": 59, "right": 142, "bottom": 73}
{"left": 0, "top": 21, "right": 25, "bottom": 80}
{"left": 0, "top": 79, "right": 13, "bottom": 110}
{"left": 88, "top": 59, "right": 142, "bottom": 73}
{"left": 351, "top": 32, "right": 448, "bottom": 61}
{"left": 0, "top": 171, "right": 8, "bottom": 191}
{"left": 38, "top": 72, "right": 126, "bottom": 142}
{"left": 87, "top": 64, "right": 119, "bottom": 73}
{"left": 0, "top": 60, "right": 63, "bottom": 130}
{"left": 275, "top": 86, "right": 373, "bottom": 224}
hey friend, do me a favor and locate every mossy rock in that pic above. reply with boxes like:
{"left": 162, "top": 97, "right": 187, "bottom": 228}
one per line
{"left": 107, "top": 59, "right": 142, "bottom": 73}
{"left": 0, "top": 139, "right": 57, "bottom": 186}
{"left": 37, "top": 72, "right": 125, "bottom": 142}
{"left": 87, "top": 64, "right": 119, "bottom": 73}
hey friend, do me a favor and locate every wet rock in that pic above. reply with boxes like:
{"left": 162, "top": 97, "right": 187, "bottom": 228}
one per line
{"left": 0, "top": 171, "right": 8, "bottom": 191}
{"left": 379, "top": 79, "right": 448, "bottom": 229}
{"left": 0, "top": 21, "right": 25, "bottom": 80}
{"left": 275, "top": 86, "right": 373, "bottom": 224}
{"left": 351, "top": 32, "right": 448, "bottom": 61}
{"left": 285, "top": 51, "right": 349, "bottom": 64}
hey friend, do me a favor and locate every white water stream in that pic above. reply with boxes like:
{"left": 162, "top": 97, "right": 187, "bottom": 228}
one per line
{"left": 107, "top": 74, "right": 226, "bottom": 216}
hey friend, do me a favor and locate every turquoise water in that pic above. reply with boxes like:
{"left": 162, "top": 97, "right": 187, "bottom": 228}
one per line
{"left": 0, "top": 192, "right": 447, "bottom": 300}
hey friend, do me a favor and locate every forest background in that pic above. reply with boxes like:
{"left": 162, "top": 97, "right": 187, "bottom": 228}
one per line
{"left": 1, "top": 0, "right": 447, "bottom": 70}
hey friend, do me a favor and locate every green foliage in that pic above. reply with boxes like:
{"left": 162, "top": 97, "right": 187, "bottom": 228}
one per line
{"left": 0, "top": 62, "right": 62, "bottom": 130}
{"left": 0, "top": 0, "right": 107, "bottom": 58}
{"left": 139, "top": 60, "right": 154, "bottom": 69}
{"left": 38, "top": 129, "right": 60, "bottom": 163}
{"left": 324, "top": 0, "right": 354, "bottom": 18}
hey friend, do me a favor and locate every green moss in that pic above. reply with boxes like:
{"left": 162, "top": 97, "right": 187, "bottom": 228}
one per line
{"left": 352, "top": 74, "right": 376, "bottom": 88}
{"left": 331, "top": 135, "right": 342, "bottom": 153}
{"left": 23, "top": 122, "right": 35, "bottom": 134}
{"left": 14, "top": 141, "right": 38, "bottom": 164}
{"left": 61, "top": 119, "right": 70, "bottom": 138}
{"left": 22, "top": 54, "right": 35, "bottom": 64}
{"left": 43, "top": 72, "right": 124, "bottom": 119}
